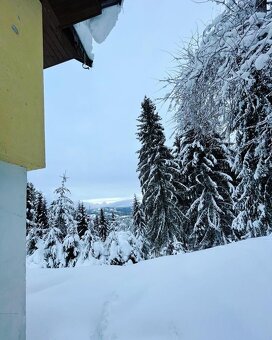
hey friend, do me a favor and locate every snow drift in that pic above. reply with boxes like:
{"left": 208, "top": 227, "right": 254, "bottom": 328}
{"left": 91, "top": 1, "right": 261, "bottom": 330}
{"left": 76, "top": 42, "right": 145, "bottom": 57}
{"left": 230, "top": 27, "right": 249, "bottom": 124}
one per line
{"left": 27, "top": 236, "right": 272, "bottom": 340}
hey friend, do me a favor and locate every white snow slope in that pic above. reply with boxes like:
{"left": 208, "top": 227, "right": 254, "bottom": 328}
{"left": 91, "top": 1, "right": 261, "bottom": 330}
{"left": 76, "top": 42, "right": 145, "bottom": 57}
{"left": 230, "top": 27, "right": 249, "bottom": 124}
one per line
{"left": 27, "top": 236, "right": 272, "bottom": 340}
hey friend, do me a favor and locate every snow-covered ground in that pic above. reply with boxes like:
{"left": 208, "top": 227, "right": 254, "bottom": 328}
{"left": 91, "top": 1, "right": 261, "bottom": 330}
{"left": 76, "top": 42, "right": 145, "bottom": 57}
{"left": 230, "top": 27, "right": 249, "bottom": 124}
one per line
{"left": 27, "top": 236, "right": 272, "bottom": 340}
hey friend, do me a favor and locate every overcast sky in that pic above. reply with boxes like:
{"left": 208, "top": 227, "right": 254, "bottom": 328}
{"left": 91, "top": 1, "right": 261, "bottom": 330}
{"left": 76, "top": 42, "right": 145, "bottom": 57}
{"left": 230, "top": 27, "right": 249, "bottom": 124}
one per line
{"left": 28, "top": 0, "right": 220, "bottom": 204}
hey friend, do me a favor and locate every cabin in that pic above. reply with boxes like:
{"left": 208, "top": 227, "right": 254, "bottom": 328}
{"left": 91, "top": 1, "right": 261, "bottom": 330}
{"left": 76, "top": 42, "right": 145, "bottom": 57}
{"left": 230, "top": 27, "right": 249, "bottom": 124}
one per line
{"left": 0, "top": 1, "right": 122, "bottom": 339}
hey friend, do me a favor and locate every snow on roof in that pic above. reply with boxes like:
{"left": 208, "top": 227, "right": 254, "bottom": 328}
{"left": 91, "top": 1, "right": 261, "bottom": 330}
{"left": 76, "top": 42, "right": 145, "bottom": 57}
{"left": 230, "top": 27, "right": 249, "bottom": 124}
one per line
{"left": 74, "top": 4, "right": 122, "bottom": 62}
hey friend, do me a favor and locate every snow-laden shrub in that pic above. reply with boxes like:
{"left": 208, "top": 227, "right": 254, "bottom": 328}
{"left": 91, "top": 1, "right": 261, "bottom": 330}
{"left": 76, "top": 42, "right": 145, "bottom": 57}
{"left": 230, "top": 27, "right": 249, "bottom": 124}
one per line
{"left": 80, "top": 229, "right": 93, "bottom": 261}
{"left": 91, "top": 239, "right": 108, "bottom": 264}
{"left": 160, "top": 237, "right": 184, "bottom": 257}
{"left": 63, "top": 225, "right": 80, "bottom": 267}
{"left": 26, "top": 226, "right": 41, "bottom": 256}
{"left": 43, "top": 227, "right": 63, "bottom": 268}
{"left": 105, "top": 230, "right": 143, "bottom": 265}
{"left": 27, "top": 238, "right": 46, "bottom": 268}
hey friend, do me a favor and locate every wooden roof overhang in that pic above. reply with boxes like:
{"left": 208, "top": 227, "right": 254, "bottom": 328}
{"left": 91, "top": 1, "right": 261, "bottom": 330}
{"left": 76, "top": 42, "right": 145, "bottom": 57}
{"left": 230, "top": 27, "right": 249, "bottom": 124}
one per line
{"left": 41, "top": 0, "right": 122, "bottom": 69}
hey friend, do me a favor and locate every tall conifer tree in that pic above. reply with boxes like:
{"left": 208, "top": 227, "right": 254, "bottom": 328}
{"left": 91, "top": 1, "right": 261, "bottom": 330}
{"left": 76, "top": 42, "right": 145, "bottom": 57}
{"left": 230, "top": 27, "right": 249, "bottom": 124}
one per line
{"left": 137, "top": 97, "right": 184, "bottom": 255}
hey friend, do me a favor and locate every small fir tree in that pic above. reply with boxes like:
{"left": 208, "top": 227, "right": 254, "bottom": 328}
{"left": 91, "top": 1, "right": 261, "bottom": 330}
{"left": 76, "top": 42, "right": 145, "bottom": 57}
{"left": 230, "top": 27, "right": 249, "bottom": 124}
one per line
{"left": 50, "top": 174, "right": 75, "bottom": 239}
{"left": 98, "top": 209, "right": 109, "bottom": 242}
{"left": 92, "top": 214, "right": 101, "bottom": 240}
{"left": 75, "top": 202, "right": 89, "bottom": 238}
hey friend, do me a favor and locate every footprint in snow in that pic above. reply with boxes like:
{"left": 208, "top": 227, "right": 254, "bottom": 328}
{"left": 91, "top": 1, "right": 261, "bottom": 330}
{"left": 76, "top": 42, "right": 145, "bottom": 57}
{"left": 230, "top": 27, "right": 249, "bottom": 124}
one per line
{"left": 90, "top": 293, "right": 118, "bottom": 340}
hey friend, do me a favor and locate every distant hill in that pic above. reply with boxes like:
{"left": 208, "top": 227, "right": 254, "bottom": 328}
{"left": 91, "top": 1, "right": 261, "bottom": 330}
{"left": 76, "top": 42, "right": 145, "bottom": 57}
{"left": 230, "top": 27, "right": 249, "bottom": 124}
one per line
{"left": 86, "top": 199, "right": 133, "bottom": 209}
{"left": 88, "top": 206, "right": 132, "bottom": 217}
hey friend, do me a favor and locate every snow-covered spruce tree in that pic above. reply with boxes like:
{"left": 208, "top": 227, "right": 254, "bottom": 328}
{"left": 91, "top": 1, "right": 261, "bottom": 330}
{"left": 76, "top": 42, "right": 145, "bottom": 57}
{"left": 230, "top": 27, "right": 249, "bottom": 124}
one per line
{"left": 175, "top": 128, "right": 236, "bottom": 251}
{"left": 108, "top": 211, "right": 119, "bottom": 233}
{"left": 63, "top": 224, "right": 80, "bottom": 267}
{"left": 98, "top": 208, "right": 109, "bottom": 242}
{"left": 90, "top": 212, "right": 109, "bottom": 263}
{"left": 137, "top": 97, "right": 184, "bottom": 255}
{"left": 43, "top": 226, "right": 63, "bottom": 268}
{"left": 50, "top": 174, "right": 75, "bottom": 239}
{"left": 75, "top": 202, "right": 89, "bottom": 238}
{"left": 93, "top": 214, "right": 100, "bottom": 235}
{"left": 26, "top": 182, "right": 38, "bottom": 236}
{"left": 35, "top": 192, "right": 49, "bottom": 237}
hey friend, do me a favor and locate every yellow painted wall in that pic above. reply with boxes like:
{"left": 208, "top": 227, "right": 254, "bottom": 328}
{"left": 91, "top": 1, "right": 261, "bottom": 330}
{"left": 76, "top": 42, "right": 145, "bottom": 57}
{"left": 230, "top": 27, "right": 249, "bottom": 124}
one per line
{"left": 0, "top": 0, "right": 45, "bottom": 170}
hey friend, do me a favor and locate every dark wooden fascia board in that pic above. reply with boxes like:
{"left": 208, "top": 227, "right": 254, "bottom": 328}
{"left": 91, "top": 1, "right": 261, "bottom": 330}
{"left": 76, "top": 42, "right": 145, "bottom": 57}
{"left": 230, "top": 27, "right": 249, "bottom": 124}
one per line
{"left": 42, "top": 0, "right": 93, "bottom": 69}
{"left": 46, "top": 0, "right": 102, "bottom": 28}
{"left": 101, "top": 0, "right": 122, "bottom": 9}
{"left": 41, "top": 0, "right": 122, "bottom": 69}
